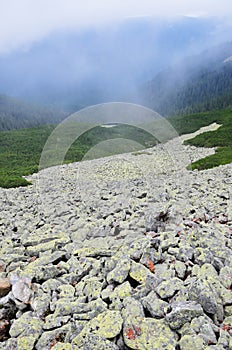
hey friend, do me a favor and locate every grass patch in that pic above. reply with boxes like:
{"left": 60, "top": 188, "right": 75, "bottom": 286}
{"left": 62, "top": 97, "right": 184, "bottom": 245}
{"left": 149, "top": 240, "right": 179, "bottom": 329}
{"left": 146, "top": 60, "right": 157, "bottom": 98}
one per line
{"left": 187, "top": 147, "right": 232, "bottom": 170}
{"left": 176, "top": 109, "right": 232, "bottom": 170}
{"left": 0, "top": 124, "right": 157, "bottom": 188}
{"left": 0, "top": 125, "right": 54, "bottom": 188}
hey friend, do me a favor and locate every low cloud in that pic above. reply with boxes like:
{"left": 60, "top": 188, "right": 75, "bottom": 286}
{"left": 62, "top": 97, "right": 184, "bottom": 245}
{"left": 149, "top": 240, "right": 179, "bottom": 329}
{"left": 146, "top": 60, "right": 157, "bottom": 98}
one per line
{"left": 0, "top": 0, "right": 232, "bottom": 53}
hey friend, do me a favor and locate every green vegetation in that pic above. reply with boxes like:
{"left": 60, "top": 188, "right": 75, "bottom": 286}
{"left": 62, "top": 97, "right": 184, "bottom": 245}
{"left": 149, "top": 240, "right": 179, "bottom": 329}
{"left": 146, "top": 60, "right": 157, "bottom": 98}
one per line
{"left": 1, "top": 108, "right": 232, "bottom": 188}
{"left": 0, "top": 125, "right": 54, "bottom": 188}
{"left": 144, "top": 42, "right": 232, "bottom": 117}
{"left": 169, "top": 108, "right": 232, "bottom": 170}
{"left": 169, "top": 112, "right": 219, "bottom": 135}
{"left": 0, "top": 94, "right": 67, "bottom": 131}
{"left": 162, "top": 65, "right": 232, "bottom": 116}
{"left": 187, "top": 147, "right": 232, "bottom": 170}
{"left": 0, "top": 124, "right": 157, "bottom": 188}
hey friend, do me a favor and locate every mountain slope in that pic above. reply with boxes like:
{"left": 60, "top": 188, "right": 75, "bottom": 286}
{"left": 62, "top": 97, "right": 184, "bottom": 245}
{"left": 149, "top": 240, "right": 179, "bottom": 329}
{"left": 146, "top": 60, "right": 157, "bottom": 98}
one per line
{"left": 0, "top": 95, "right": 67, "bottom": 131}
{"left": 142, "top": 42, "right": 232, "bottom": 116}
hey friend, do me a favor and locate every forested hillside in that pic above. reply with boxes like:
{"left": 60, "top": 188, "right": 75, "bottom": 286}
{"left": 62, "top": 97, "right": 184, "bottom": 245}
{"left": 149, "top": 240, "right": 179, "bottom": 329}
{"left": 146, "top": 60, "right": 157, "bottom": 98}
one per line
{"left": 142, "top": 42, "right": 232, "bottom": 115}
{"left": 0, "top": 95, "right": 67, "bottom": 131}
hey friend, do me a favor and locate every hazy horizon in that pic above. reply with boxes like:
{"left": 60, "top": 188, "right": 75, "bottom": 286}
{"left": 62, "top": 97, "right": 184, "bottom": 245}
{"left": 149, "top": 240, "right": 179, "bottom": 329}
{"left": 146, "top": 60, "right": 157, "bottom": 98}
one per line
{"left": 0, "top": 1, "right": 232, "bottom": 109}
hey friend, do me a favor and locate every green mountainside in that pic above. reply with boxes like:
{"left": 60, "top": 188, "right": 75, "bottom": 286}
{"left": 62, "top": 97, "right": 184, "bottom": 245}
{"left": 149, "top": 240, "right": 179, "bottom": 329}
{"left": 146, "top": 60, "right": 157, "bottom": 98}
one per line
{"left": 142, "top": 42, "right": 232, "bottom": 115}
{"left": 0, "top": 95, "right": 67, "bottom": 131}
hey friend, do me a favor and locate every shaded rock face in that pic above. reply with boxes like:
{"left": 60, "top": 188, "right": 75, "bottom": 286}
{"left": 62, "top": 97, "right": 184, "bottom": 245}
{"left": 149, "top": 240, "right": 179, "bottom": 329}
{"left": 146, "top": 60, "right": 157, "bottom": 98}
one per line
{"left": 0, "top": 278, "right": 11, "bottom": 297}
{"left": 0, "top": 132, "right": 232, "bottom": 349}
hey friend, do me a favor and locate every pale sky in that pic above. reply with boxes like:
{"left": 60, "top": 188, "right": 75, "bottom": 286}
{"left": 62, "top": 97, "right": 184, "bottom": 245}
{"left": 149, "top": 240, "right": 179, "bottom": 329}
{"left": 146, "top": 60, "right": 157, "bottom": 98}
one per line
{"left": 0, "top": 0, "right": 232, "bottom": 53}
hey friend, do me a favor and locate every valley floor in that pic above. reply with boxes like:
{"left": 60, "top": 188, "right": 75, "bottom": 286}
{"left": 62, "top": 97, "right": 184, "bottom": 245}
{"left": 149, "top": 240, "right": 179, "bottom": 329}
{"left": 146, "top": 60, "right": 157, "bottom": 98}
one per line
{"left": 0, "top": 125, "right": 232, "bottom": 349}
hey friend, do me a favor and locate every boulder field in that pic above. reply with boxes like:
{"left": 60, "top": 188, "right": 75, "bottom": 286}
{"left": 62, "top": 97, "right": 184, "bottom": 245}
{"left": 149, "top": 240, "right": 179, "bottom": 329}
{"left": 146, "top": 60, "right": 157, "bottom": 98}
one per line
{"left": 0, "top": 125, "right": 231, "bottom": 349}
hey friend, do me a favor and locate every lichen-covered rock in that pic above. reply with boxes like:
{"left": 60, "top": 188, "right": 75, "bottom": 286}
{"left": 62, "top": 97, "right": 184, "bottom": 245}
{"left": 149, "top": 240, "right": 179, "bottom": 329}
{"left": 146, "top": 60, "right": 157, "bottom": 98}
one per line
{"left": 140, "top": 247, "right": 162, "bottom": 265}
{"left": 178, "top": 322, "right": 196, "bottom": 337}
{"left": 190, "top": 316, "right": 217, "bottom": 345}
{"left": 129, "top": 261, "right": 153, "bottom": 284}
{"left": 179, "top": 334, "right": 205, "bottom": 350}
{"left": 106, "top": 257, "right": 131, "bottom": 284}
{"left": 73, "top": 246, "right": 114, "bottom": 257}
{"left": 31, "top": 290, "right": 50, "bottom": 317}
{"left": 51, "top": 343, "right": 72, "bottom": 350}
{"left": 142, "top": 291, "right": 168, "bottom": 318}
{"left": 57, "top": 284, "right": 75, "bottom": 298}
{"left": 188, "top": 279, "right": 218, "bottom": 314}
{"left": 81, "top": 277, "right": 103, "bottom": 301}
{"left": 101, "top": 284, "right": 114, "bottom": 300}
{"left": 194, "top": 247, "right": 214, "bottom": 265}
{"left": 72, "top": 310, "right": 123, "bottom": 346}
{"left": 35, "top": 324, "right": 71, "bottom": 350}
{"left": 174, "top": 260, "right": 187, "bottom": 279}
{"left": 83, "top": 334, "right": 120, "bottom": 349}
{"left": 166, "top": 301, "right": 204, "bottom": 329}
{"left": 111, "top": 281, "right": 132, "bottom": 300}
{"left": 229, "top": 337, "right": 232, "bottom": 350}
{"left": 17, "top": 335, "right": 37, "bottom": 350}
{"left": 43, "top": 315, "right": 70, "bottom": 330}
{"left": 25, "top": 234, "right": 70, "bottom": 256}
{"left": 21, "top": 263, "right": 60, "bottom": 281}
{"left": 217, "top": 329, "right": 231, "bottom": 349}
{"left": 177, "top": 244, "right": 194, "bottom": 262}
{"left": 123, "top": 317, "right": 178, "bottom": 350}
{"left": 41, "top": 279, "right": 62, "bottom": 293}
{"left": 54, "top": 298, "right": 107, "bottom": 318}
{"left": 224, "top": 305, "right": 232, "bottom": 317}
{"left": 152, "top": 263, "right": 175, "bottom": 281}
{"left": 160, "top": 237, "right": 179, "bottom": 252}
{"left": 127, "top": 238, "right": 151, "bottom": 260}
{"left": 223, "top": 315, "right": 232, "bottom": 326}
{"left": 122, "top": 297, "right": 145, "bottom": 321}
{"left": 156, "top": 277, "right": 183, "bottom": 299}
{"left": 1, "top": 126, "right": 232, "bottom": 349}
{"left": 9, "top": 311, "right": 43, "bottom": 339}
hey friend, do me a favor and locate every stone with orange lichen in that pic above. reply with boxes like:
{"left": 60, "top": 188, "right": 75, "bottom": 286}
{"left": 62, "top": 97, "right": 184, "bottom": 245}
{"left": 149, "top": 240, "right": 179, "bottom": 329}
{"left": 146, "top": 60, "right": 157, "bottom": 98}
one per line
{"left": 123, "top": 317, "right": 177, "bottom": 350}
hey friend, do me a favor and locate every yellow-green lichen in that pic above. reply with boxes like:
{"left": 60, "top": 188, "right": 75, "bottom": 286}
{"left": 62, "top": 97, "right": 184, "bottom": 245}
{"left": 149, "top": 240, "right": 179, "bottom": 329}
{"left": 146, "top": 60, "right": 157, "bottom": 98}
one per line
{"left": 17, "top": 336, "right": 36, "bottom": 350}
{"left": 123, "top": 317, "right": 177, "bottom": 350}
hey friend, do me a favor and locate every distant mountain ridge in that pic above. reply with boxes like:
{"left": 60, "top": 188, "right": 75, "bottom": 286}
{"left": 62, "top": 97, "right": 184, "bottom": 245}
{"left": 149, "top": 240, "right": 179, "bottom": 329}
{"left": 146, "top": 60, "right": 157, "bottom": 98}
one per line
{"left": 141, "top": 41, "right": 232, "bottom": 116}
{"left": 0, "top": 95, "right": 67, "bottom": 131}
{"left": 0, "top": 16, "right": 225, "bottom": 109}
{"left": 1, "top": 40, "right": 232, "bottom": 131}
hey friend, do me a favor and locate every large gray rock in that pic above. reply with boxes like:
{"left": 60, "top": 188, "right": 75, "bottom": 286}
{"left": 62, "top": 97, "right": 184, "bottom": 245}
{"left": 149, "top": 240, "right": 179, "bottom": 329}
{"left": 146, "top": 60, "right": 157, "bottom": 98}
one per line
{"left": 179, "top": 334, "right": 205, "bottom": 350}
{"left": 142, "top": 291, "right": 168, "bottom": 318}
{"left": 165, "top": 301, "right": 204, "bottom": 329}
{"left": 83, "top": 334, "right": 119, "bottom": 349}
{"left": 106, "top": 257, "right": 131, "bottom": 284}
{"left": 188, "top": 279, "right": 218, "bottom": 314}
{"left": 123, "top": 317, "right": 178, "bottom": 350}
{"left": 35, "top": 324, "right": 71, "bottom": 350}
{"left": 156, "top": 277, "right": 183, "bottom": 299}
{"left": 9, "top": 311, "right": 43, "bottom": 339}
{"left": 72, "top": 310, "right": 123, "bottom": 347}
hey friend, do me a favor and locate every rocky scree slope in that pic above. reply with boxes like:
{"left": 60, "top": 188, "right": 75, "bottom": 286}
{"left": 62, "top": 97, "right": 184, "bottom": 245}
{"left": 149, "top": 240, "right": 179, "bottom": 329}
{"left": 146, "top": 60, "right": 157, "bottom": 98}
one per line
{"left": 0, "top": 126, "right": 232, "bottom": 349}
